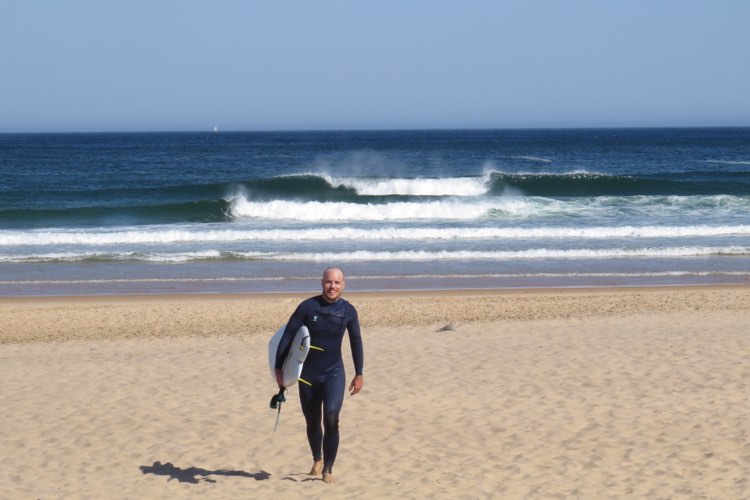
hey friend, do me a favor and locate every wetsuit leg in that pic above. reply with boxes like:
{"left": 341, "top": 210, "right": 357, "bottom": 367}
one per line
{"left": 299, "top": 368, "right": 346, "bottom": 473}
{"left": 320, "top": 368, "right": 346, "bottom": 473}
{"left": 299, "top": 381, "right": 323, "bottom": 462}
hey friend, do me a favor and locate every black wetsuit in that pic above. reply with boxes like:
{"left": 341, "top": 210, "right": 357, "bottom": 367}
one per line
{"left": 275, "top": 295, "right": 364, "bottom": 473}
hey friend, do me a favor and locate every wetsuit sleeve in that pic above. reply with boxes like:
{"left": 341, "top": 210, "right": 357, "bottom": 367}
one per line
{"left": 348, "top": 305, "right": 364, "bottom": 376}
{"left": 274, "top": 303, "right": 306, "bottom": 370}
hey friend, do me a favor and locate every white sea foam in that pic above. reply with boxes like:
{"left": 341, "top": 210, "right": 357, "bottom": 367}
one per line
{"left": 509, "top": 156, "right": 553, "bottom": 163}
{"left": 228, "top": 196, "right": 501, "bottom": 221}
{"left": 323, "top": 174, "right": 490, "bottom": 196}
{"left": 0, "top": 250, "right": 224, "bottom": 263}
{"left": 249, "top": 246, "right": 749, "bottom": 262}
{"left": 2, "top": 246, "right": 747, "bottom": 263}
{"left": 2, "top": 225, "right": 750, "bottom": 246}
{"left": 706, "top": 160, "right": 750, "bottom": 165}
{"left": 230, "top": 193, "right": 750, "bottom": 221}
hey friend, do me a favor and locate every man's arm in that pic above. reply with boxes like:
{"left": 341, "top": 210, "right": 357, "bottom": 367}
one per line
{"left": 347, "top": 305, "right": 364, "bottom": 395}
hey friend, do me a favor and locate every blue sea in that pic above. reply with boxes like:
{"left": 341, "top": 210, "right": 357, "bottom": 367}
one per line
{"left": 1, "top": 128, "right": 749, "bottom": 296}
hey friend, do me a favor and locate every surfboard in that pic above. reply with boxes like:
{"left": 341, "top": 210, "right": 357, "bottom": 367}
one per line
{"left": 268, "top": 324, "right": 311, "bottom": 388}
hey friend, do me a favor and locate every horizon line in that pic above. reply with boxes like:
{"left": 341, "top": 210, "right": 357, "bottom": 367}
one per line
{"left": 2, "top": 124, "right": 750, "bottom": 135}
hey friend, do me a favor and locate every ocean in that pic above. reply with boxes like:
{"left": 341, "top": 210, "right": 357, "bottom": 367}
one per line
{"left": 1, "top": 128, "right": 749, "bottom": 296}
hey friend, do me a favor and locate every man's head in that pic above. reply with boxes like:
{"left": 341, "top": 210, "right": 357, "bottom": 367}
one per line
{"left": 321, "top": 267, "right": 346, "bottom": 303}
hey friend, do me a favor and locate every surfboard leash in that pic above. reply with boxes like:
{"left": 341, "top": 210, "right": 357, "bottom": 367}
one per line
{"left": 269, "top": 387, "right": 287, "bottom": 432}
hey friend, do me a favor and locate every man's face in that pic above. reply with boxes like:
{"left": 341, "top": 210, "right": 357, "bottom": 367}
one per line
{"left": 321, "top": 269, "right": 345, "bottom": 303}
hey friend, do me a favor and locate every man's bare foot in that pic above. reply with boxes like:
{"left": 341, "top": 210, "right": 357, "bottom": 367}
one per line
{"left": 309, "top": 460, "right": 323, "bottom": 476}
{"left": 322, "top": 472, "right": 335, "bottom": 484}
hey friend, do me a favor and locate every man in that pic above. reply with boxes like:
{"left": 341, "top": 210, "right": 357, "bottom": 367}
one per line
{"left": 274, "top": 267, "right": 364, "bottom": 484}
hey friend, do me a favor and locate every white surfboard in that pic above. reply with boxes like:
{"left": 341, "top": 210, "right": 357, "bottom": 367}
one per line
{"left": 268, "top": 324, "right": 311, "bottom": 388}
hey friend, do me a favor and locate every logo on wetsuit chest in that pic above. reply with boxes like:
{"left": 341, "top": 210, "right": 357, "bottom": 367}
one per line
{"left": 313, "top": 315, "right": 318, "bottom": 322}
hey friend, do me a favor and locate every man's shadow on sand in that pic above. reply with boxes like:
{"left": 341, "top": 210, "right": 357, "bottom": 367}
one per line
{"left": 140, "top": 461, "right": 270, "bottom": 484}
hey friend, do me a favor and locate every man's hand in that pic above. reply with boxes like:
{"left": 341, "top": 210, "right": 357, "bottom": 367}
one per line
{"left": 349, "top": 374, "right": 364, "bottom": 395}
{"left": 275, "top": 368, "right": 284, "bottom": 388}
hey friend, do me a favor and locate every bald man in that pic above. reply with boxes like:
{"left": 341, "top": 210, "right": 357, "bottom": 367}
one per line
{"left": 274, "top": 267, "right": 364, "bottom": 484}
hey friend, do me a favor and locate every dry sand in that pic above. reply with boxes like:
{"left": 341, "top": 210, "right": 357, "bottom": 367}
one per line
{"left": 1, "top": 286, "right": 749, "bottom": 499}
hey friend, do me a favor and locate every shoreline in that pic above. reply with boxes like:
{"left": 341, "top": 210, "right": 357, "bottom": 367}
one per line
{"left": 1, "top": 282, "right": 748, "bottom": 302}
{"left": 2, "top": 261, "right": 748, "bottom": 297}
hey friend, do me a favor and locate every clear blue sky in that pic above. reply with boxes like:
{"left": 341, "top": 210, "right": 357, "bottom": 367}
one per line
{"left": 1, "top": 1, "right": 748, "bottom": 132}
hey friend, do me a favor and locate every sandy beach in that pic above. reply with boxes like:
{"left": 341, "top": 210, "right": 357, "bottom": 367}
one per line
{"left": 1, "top": 286, "right": 749, "bottom": 499}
